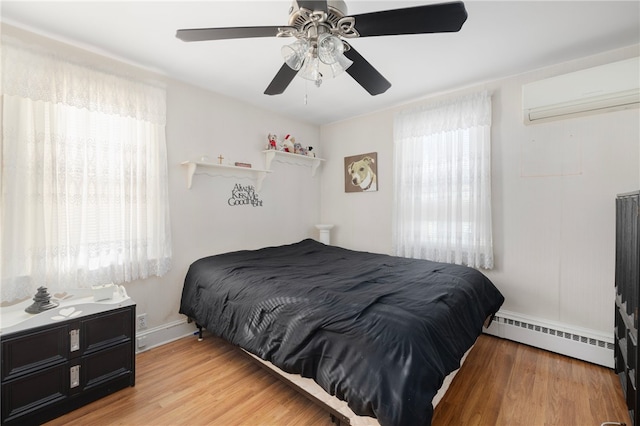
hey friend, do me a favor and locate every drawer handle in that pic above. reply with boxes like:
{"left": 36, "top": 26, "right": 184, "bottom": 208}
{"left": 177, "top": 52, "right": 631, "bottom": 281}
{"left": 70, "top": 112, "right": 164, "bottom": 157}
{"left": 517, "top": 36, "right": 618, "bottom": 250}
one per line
{"left": 70, "top": 365, "right": 80, "bottom": 388}
{"left": 70, "top": 329, "right": 80, "bottom": 352}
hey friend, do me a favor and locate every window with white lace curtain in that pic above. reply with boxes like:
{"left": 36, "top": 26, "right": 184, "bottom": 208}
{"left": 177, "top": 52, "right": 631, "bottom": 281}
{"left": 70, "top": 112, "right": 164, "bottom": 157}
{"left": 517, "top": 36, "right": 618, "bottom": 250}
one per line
{"left": 392, "top": 91, "right": 493, "bottom": 269}
{"left": 1, "top": 37, "right": 172, "bottom": 303}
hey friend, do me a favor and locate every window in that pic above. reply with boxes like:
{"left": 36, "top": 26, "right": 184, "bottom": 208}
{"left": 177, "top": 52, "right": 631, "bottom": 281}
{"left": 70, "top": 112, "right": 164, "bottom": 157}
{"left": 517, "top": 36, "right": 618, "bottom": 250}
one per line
{"left": 1, "top": 37, "right": 172, "bottom": 302}
{"left": 392, "top": 91, "right": 493, "bottom": 269}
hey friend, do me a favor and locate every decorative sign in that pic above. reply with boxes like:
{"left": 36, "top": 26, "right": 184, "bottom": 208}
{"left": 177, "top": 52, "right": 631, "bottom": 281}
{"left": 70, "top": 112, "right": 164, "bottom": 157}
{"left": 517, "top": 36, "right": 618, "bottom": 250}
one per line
{"left": 228, "top": 183, "right": 263, "bottom": 207}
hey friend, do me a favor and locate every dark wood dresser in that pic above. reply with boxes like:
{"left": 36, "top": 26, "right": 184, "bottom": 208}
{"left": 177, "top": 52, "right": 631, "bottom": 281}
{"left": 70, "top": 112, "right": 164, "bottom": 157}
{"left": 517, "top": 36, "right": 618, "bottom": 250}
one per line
{"left": 615, "top": 190, "right": 640, "bottom": 426}
{"left": 1, "top": 295, "right": 135, "bottom": 425}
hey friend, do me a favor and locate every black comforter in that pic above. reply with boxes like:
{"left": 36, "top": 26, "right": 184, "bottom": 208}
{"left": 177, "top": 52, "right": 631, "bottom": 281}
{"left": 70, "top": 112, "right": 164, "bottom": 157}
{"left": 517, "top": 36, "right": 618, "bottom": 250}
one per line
{"left": 180, "top": 239, "right": 504, "bottom": 426}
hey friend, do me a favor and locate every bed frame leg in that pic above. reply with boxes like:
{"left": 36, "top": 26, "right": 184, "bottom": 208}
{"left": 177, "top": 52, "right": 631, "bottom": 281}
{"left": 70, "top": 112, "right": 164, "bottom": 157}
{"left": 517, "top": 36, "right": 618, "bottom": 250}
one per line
{"left": 187, "top": 317, "right": 204, "bottom": 342}
{"left": 196, "top": 324, "right": 203, "bottom": 341}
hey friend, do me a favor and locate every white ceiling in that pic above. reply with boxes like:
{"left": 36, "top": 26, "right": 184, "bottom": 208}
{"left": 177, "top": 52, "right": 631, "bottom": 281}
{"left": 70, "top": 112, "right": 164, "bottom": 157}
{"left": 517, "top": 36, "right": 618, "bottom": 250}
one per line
{"left": 2, "top": 1, "right": 639, "bottom": 125}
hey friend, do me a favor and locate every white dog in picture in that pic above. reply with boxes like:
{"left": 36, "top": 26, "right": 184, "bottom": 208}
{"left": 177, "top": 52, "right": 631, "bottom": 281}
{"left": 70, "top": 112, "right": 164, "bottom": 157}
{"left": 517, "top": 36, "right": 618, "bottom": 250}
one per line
{"left": 347, "top": 156, "right": 377, "bottom": 192}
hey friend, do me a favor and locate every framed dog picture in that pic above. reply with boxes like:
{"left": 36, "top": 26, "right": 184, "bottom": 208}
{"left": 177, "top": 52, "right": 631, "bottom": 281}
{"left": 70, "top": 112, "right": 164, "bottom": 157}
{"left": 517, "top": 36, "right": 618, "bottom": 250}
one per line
{"left": 344, "top": 152, "right": 378, "bottom": 193}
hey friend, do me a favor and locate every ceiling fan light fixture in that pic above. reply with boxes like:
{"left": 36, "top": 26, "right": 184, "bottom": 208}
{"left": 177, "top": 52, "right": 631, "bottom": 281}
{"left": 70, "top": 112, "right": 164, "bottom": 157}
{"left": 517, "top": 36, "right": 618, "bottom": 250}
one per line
{"left": 281, "top": 39, "right": 310, "bottom": 70}
{"left": 293, "top": 33, "right": 353, "bottom": 85}
{"left": 317, "top": 33, "right": 344, "bottom": 65}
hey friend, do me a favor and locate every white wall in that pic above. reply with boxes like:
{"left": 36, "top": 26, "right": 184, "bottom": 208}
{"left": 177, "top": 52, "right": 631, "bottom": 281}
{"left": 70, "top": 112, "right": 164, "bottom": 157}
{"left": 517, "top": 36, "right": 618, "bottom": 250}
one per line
{"left": 319, "top": 45, "right": 640, "bottom": 336}
{"left": 2, "top": 24, "right": 322, "bottom": 335}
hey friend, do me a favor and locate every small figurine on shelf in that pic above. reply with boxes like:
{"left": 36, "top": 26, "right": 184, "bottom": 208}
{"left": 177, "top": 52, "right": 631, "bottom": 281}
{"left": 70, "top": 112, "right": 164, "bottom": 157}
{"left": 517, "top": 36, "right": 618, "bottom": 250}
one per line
{"left": 282, "top": 134, "right": 295, "bottom": 153}
{"left": 267, "top": 133, "right": 278, "bottom": 150}
{"left": 306, "top": 146, "right": 316, "bottom": 157}
{"left": 25, "top": 286, "right": 59, "bottom": 314}
{"left": 293, "top": 141, "right": 306, "bottom": 155}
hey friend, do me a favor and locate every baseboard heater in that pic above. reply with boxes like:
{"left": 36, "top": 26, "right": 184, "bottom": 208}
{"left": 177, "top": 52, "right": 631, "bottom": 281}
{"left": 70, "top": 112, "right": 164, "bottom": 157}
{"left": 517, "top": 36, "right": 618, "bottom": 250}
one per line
{"left": 485, "top": 310, "right": 614, "bottom": 368}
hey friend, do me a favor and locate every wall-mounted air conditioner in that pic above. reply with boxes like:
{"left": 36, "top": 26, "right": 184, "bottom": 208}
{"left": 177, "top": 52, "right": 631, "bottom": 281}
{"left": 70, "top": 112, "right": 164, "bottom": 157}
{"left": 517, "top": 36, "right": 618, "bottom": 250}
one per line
{"left": 522, "top": 56, "right": 639, "bottom": 124}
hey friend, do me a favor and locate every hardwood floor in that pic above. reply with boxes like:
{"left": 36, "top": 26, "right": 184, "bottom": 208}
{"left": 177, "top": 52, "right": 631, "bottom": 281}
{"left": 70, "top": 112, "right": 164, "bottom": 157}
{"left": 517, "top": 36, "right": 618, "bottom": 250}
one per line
{"left": 45, "top": 334, "right": 630, "bottom": 426}
{"left": 432, "top": 335, "right": 630, "bottom": 425}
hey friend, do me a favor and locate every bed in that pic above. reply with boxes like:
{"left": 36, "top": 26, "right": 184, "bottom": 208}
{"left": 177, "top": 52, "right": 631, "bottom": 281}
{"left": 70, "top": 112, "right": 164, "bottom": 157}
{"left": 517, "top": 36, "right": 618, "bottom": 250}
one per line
{"left": 179, "top": 239, "right": 504, "bottom": 426}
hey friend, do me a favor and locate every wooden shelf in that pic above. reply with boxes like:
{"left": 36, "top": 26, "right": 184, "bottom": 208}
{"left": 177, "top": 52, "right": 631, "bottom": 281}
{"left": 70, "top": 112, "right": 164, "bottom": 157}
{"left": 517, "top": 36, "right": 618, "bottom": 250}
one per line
{"left": 263, "top": 150, "right": 325, "bottom": 176}
{"left": 181, "top": 161, "right": 272, "bottom": 191}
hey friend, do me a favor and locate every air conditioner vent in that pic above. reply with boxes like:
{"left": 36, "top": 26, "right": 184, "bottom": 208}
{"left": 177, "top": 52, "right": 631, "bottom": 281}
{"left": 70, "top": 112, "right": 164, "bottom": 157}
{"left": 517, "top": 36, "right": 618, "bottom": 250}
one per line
{"left": 522, "top": 57, "right": 640, "bottom": 124}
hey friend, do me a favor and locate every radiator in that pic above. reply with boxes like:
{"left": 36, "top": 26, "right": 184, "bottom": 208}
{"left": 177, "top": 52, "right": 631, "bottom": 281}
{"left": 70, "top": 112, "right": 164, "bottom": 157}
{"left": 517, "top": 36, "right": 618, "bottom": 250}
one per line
{"left": 485, "top": 310, "right": 614, "bottom": 368}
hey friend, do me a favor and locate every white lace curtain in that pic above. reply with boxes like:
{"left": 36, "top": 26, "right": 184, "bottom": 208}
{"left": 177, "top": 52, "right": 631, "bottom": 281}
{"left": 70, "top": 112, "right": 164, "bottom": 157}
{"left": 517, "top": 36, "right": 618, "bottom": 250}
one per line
{"left": 1, "top": 37, "right": 172, "bottom": 302}
{"left": 392, "top": 91, "right": 493, "bottom": 269}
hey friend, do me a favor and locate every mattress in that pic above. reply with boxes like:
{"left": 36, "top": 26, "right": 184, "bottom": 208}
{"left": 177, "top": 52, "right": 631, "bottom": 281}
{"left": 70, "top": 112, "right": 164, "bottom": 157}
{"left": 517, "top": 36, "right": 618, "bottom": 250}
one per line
{"left": 180, "top": 239, "right": 504, "bottom": 425}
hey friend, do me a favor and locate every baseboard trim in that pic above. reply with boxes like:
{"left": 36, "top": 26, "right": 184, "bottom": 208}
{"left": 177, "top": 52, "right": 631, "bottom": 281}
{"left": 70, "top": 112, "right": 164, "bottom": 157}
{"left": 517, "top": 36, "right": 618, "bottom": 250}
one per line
{"left": 137, "top": 312, "right": 615, "bottom": 368}
{"left": 135, "top": 318, "right": 198, "bottom": 353}
{"left": 484, "top": 310, "right": 614, "bottom": 368}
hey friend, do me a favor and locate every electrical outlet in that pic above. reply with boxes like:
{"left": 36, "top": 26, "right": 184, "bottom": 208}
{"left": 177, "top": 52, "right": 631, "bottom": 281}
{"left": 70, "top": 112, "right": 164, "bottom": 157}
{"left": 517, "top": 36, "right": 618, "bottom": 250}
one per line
{"left": 137, "top": 336, "right": 147, "bottom": 350}
{"left": 137, "top": 313, "right": 147, "bottom": 330}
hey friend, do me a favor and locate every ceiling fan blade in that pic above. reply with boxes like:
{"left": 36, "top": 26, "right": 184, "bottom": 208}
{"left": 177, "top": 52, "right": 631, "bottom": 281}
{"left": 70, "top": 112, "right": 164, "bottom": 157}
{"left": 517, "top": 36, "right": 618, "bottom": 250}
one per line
{"left": 351, "top": 1, "right": 468, "bottom": 37}
{"left": 264, "top": 64, "right": 299, "bottom": 95}
{"left": 176, "top": 26, "right": 285, "bottom": 42}
{"left": 296, "top": 1, "right": 328, "bottom": 12}
{"left": 343, "top": 46, "right": 391, "bottom": 96}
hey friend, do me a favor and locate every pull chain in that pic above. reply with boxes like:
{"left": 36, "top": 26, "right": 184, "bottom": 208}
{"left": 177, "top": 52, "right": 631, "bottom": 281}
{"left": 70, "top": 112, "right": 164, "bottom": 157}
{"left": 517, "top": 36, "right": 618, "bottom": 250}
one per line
{"left": 304, "top": 80, "right": 308, "bottom": 105}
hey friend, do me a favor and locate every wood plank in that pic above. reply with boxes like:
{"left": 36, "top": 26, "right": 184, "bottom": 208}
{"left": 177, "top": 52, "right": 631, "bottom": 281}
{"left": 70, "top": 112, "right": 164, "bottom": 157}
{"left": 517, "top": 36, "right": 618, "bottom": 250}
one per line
{"left": 43, "top": 334, "right": 630, "bottom": 425}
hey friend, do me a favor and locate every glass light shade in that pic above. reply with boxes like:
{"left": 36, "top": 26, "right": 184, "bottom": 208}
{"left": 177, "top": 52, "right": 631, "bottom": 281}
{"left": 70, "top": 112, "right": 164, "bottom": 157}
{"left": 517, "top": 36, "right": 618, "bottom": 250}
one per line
{"left": 317, "top": 34, "right": 345, "bottom": 65}
{"left": 325, "top": 53, "right": 353, "bottom": 78}
{"left": 281, "top": 39, "right": 310, "bottom": 71}
{"left": 298, "top": 54, "right": 321, "bottom": 82}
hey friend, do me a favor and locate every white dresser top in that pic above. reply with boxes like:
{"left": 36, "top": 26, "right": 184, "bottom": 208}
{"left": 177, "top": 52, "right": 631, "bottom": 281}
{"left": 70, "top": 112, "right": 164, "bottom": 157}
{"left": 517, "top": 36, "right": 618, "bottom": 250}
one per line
{"left": 1, "top": 286, "right": 134, "bottom": 336}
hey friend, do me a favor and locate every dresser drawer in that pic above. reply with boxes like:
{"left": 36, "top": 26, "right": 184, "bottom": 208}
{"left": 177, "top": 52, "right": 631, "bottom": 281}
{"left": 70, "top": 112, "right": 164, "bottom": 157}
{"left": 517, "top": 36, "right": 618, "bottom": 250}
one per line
{"left": 83, "top": 341, "right": 133, "bottom": 390}
{"left": 1, "top": 362, "right": 69, "bottom": 423}
{"left": 82, "top": 307, "right": 133, "bottom": 354}
{"left": 1, "top": 325, "right": 69, "bottom": 380}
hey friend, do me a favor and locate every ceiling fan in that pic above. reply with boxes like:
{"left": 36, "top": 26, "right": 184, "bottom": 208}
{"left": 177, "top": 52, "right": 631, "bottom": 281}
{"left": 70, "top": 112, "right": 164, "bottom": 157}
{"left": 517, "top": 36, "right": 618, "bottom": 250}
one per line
{"left": 176, "top": 1, "right": 467, "bottom": 96}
